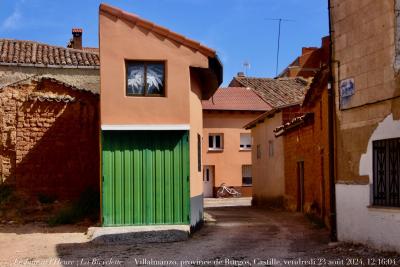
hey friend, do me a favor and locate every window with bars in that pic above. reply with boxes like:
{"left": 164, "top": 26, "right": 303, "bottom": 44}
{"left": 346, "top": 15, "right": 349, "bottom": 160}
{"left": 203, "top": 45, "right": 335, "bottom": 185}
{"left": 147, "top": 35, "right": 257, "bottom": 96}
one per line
{"left": 372, "top": 138, "right": 400, "bottom": 207}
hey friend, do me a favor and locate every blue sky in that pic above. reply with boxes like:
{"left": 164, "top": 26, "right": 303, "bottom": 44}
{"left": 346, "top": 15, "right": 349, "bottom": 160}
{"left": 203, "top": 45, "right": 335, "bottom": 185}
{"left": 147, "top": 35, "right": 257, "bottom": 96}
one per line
{"left": 0, "top": 0, "right": 328, "bottom": 85}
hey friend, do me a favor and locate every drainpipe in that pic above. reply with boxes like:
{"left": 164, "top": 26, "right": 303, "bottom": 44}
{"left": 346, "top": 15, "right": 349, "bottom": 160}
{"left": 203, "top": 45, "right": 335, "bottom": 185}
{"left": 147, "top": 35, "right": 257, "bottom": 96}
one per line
{"left": 327, "top": 0, "right": 337, "bottom": 242}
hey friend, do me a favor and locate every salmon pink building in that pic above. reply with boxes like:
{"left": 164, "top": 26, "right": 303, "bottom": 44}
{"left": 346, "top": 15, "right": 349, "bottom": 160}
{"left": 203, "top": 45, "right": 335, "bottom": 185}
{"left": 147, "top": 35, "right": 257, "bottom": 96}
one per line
{"left": 99, "top": 3, "right": 222, "bottom": 228}
{"left": 202, "top": 87, "right": 270, "bottom": 197}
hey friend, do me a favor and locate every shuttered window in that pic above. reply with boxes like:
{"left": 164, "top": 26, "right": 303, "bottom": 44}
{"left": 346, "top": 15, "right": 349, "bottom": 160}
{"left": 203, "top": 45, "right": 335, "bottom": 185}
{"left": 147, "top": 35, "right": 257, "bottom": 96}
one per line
{"left": 240, "top": 133, "right": 251, "bottom": 150}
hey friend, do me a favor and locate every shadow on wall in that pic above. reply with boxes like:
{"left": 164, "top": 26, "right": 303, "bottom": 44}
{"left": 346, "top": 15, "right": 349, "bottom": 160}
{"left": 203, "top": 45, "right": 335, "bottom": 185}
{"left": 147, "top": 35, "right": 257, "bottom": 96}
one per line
{"left": 0, "top": 79, "right": 100, "bottom": 202}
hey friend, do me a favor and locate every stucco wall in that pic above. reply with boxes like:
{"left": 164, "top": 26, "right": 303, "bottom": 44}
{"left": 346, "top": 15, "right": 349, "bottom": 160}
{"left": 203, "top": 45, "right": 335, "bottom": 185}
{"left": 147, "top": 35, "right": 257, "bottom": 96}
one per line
{"left": 251, "top": 111, "right": 284, "bottom": 205}
{"left": 189, "top": 71, "right": 204, "bottom": 226}
{"left": 202, "top": 111, "right": 261, "bottom": 196}
{"left": 99, "top": 11, "right": 209, "bottom": 126}
{"left": 332, "top": 0, "right": 399, "bottom": 184}
{"left": 332, "top": 0, "right": 400, "bottom": 250}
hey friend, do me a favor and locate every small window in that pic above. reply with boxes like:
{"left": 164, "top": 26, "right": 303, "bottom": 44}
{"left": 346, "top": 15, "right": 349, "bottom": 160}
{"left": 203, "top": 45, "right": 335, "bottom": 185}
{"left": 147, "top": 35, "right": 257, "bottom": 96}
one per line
{"left": 209, "top": 134, "right": 223, "bottom": 150}
{"left": 242, "top": 165, "right": 252, "bottom": 186}
{"left": 268, "top": 140, "right": 274, "bottom": 157}
{"left": 126, "top": 61, "right": 165, "bottom": 96}
{"left": 240, "top": 133, "right": 252, "bottom": 150}
{"left": 256, "top": 144, "right": 261, "bottom": 159}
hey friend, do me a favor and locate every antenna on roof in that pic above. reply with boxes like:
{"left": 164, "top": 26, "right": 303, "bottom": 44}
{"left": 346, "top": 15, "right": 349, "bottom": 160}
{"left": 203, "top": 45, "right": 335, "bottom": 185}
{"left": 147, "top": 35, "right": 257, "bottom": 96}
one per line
{"left": 243, "top": 61, "right": 250, "bottom": 76}
{"left": 265, "top": 18, "right": 295, "bottom": 77}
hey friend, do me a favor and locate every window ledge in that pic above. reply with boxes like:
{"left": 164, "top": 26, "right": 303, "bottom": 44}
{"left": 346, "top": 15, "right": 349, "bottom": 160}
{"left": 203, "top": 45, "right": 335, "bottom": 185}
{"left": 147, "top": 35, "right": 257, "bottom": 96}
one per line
{"left": 239, "top": 148, "right": 252, "bottom": 152}
{"left": 242, "top": 185, "right": 253, "bottom": 187}
{"left": 208, "top": 149, "right": 223, "bottom": 153}
{"left": 367, "top": 205, "right": 400, "bottom": 213}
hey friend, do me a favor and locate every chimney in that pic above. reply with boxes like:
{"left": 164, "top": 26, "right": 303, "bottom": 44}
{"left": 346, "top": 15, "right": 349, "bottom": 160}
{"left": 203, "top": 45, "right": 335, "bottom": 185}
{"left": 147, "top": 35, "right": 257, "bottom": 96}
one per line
{"left": 301, "top": 47, "right": 318, "bottom": 55}
{"left": 237, "top": 72, "right": 245, "bottom": 77}
{"left": 69, "top": 28, "right": 83, "bottom": 50}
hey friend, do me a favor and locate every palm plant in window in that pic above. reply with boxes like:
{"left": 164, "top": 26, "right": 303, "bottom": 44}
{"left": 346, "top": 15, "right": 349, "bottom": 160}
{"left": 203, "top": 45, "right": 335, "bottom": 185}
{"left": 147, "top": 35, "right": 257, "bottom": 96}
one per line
{"left": 126, "top": 61, "right": 165, "bottom": 96}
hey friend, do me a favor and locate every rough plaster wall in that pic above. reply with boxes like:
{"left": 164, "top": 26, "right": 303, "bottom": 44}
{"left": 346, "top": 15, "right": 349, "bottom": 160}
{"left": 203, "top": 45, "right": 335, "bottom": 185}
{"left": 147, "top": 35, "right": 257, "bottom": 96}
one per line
{"left": 0, "top": 91, "right": 18, "bottom": 184}
{"left": 332, "top": 0, "right": 400, "bottom": 183}
{"left": 0, "top": 80, "right": 100, "bottom": 199}
{"left": 395, "top": 0, "right": 400, "bottom": 71}
{"left": 359, "top": 114, "right": 400, "bottom": 180}
{"left": 0, "top": 66, "right": 99, "bottom": 94}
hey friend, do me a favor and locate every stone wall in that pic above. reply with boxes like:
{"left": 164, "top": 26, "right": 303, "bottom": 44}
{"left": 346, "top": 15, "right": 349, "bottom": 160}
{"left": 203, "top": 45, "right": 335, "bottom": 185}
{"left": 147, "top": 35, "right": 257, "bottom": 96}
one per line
{"left": 0, "top": 79, "right": 99, "bottom": 200}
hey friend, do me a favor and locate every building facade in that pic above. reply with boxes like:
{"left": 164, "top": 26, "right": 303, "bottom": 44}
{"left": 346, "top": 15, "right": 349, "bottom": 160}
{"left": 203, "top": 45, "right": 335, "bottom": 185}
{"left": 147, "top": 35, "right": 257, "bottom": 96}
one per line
{"left": 276, "top": 68, "right": 331, "bottom": 227}
{"left": 0, "top": 39, "right": 100, "bottom": 200}
{"left": 244, "top": 108, "right": 286, "bottom": 206}
{"left": 99, "top": 4, "right": 222, "bottom": 228}
{"left": 331, "top": 0, "right": 400, "bottom": 251}
{"left": 238, "top": 77, "right": 309, "bottom": 206}
{"left": 202, "top": 87, "right": 270, "bottom": 197}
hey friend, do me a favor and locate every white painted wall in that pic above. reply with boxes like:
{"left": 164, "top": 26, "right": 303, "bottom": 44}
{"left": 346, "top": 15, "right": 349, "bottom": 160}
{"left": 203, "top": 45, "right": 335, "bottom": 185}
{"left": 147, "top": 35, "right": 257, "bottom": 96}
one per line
{"left": 336, "top": 184, "right": 400, "bottom": 252}
{"left": 336, "top": 114, "right": 400, "bottom": 252}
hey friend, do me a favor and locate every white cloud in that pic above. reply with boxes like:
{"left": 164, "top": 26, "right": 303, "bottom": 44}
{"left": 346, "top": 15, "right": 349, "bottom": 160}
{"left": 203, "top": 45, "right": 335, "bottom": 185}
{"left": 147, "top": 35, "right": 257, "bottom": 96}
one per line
{"left": 1, "top": 0, "right": 24, "bottom": 31}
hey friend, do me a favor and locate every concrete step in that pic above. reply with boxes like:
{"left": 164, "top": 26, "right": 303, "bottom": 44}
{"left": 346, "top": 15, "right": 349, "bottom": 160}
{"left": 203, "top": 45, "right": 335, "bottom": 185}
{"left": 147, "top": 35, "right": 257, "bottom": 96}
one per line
{"left": 204, "top": 197, "right": 252, "bottom": 208}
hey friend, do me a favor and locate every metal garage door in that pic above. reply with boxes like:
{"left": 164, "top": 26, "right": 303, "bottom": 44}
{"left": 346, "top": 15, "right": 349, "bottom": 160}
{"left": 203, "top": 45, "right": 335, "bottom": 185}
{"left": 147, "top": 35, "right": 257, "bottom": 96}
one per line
{"left": 101, "top": 130, "right": 190, "bottom": 226}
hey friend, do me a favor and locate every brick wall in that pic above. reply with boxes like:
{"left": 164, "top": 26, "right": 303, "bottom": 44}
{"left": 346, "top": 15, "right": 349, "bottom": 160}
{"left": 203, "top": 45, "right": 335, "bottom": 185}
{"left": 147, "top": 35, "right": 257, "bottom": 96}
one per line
{"left": 0, "top": 79, "right": 100, "bottom": 200}
{"left": 282, "top": 88, "right": 331, "bottom": 227}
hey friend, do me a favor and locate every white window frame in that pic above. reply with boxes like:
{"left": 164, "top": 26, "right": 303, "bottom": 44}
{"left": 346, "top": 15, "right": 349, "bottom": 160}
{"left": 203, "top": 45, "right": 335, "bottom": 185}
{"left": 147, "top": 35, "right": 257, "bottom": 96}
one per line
{"left": 208, "top": 133, "right": 223, "bottom": 151}
{"left": 240, "top": 133, "right": 252, "bottom": 151}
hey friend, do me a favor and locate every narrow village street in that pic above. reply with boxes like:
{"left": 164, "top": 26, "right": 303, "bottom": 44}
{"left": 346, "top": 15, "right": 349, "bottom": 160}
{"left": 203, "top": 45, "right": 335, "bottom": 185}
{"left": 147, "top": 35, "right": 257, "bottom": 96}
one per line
{"left": 0, "top": 205, "right": 398, "bottom": 267}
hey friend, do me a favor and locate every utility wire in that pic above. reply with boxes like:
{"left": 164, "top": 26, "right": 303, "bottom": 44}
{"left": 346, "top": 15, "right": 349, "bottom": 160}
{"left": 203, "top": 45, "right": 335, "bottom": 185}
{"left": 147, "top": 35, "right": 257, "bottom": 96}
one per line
{"left": 265, "top": 18, "right": 295, "bottom": 77}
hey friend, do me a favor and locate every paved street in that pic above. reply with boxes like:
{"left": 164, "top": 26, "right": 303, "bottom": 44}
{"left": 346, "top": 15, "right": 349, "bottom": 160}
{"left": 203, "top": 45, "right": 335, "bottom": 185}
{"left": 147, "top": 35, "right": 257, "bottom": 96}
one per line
{"left": 0, "top": 206, "right": 399, "bottom": 267}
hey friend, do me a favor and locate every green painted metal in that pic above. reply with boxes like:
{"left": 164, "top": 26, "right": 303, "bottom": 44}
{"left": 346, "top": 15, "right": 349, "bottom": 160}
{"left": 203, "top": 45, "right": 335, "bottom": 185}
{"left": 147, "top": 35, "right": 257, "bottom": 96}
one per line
{"left": 102, "top": 130, "right": 190, "bottom": 226}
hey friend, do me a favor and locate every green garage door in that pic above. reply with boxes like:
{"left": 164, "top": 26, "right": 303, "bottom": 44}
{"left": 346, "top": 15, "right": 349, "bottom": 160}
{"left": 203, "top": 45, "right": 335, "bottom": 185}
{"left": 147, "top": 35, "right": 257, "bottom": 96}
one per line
{"left": 102, "top": 130, "right": 190, "bottom": 226}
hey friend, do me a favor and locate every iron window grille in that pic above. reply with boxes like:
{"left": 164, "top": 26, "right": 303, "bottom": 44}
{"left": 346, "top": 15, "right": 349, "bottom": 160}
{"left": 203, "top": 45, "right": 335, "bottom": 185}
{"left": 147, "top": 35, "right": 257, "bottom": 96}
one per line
{"left": 372, "top": 138, "right": 400, "bottom": 207}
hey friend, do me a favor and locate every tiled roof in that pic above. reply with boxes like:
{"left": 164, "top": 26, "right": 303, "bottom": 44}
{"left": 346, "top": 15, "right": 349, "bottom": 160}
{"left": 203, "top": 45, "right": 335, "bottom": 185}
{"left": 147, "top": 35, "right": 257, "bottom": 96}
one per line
{"left": 99, "top": 3, "right": 216, "bottom": 57}
{"left": 273, "top": 112, "right": 314, "bottom": 137}
{"left": 230, "top": 76, "right": 309, "bottom": 108}
{"left": 0, "top": 39, "right": 100, "bottom": 68}
{"left": 202, "top": 87, "right": 271, "bottom": 111}
{"left": 82, "top": 47, "right": 99, "bottom": 53}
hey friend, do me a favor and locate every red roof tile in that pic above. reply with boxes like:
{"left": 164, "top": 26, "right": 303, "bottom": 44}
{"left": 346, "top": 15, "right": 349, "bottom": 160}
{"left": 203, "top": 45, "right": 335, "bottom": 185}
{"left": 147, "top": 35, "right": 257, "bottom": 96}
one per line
{"left": 0, "top": 39, "right": 100, "bottom": 68}
{"left": 229, "top": 77, "right": 309, "bottom": 108}
{"left": 202, "top": 87, "right": 271, "bottom": 111}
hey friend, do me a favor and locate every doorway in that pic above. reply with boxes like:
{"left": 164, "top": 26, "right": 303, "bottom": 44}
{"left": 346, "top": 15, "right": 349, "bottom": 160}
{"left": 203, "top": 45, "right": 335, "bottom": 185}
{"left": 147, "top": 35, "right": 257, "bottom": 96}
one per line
{"left": 297, "top": 161, "right": 304, "bottom": 212}
{"left": 203, "top": 165, "right": 214, "bottom": 198}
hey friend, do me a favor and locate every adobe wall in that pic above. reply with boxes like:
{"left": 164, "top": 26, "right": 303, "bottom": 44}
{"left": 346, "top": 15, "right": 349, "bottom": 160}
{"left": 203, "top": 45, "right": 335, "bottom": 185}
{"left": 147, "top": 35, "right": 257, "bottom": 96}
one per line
{"left": 0, "top": 79, "right": 100, "bottom": 200}
{"left": 282, "top": 90, "right": 330, "bottom": 227}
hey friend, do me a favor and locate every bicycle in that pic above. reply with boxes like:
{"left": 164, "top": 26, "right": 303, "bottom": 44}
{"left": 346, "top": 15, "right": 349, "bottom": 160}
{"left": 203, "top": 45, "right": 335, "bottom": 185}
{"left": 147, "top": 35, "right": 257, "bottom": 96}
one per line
{"left": 216, "top": 183, "right": 242, "bottom": 198}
